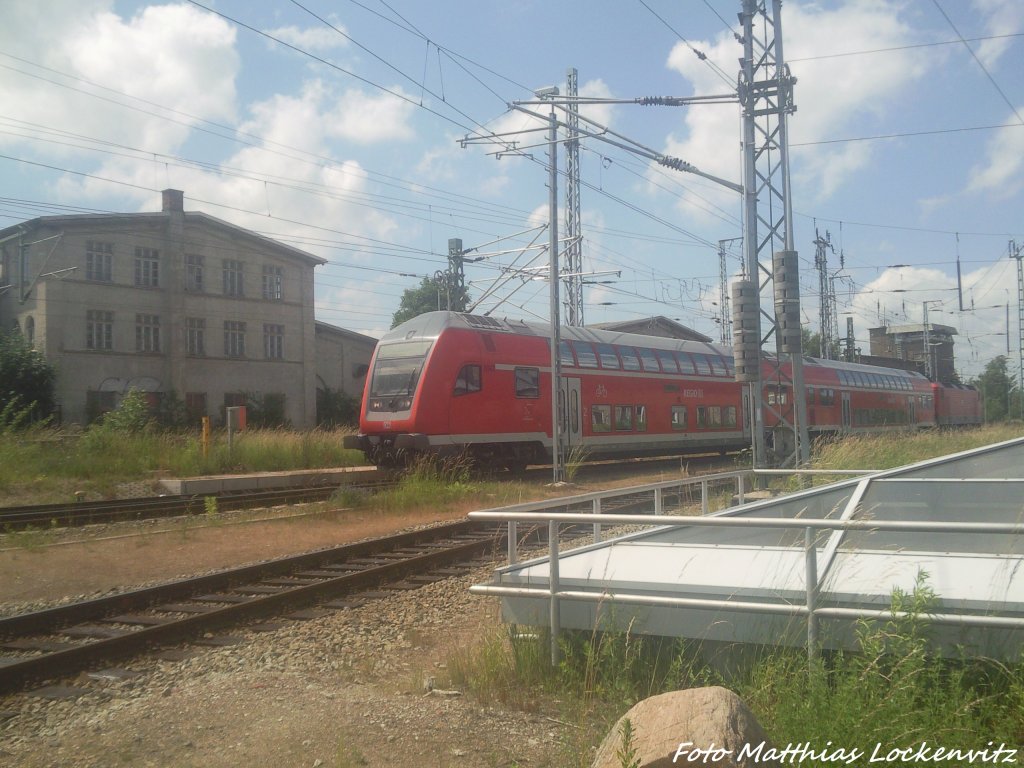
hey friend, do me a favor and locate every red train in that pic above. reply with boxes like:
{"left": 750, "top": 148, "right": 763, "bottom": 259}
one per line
{"left": 343, "top": 311, "right": 981, "bottom": 468}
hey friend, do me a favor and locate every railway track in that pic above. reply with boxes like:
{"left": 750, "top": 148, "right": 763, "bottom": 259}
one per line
{"left": 0, "top": 484, "right": 385, "bottom": 532}
{"left": 0, "top": 519, "right": 521, "bottom": 695}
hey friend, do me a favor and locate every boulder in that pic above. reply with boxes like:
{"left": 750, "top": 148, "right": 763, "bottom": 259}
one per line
{"left": 590, "top": 686, "right": 778, "bottom": 768}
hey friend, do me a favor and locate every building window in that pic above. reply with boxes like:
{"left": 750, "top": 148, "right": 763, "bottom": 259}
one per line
{"left": 135, "top": 313, "right": 161, "bottom": 353}
{"left": 262, "top": 265, "right": 283, "bottom": 300}
{"left": 186, "top": 318, "right": 205, "bottom": 356}
{"left": 186, "top": 254, "right": 204, "bottom": 292}
{"left": 223, "top": 259, "right": 244, "bottom": 296}
{"left": 86, "top": 310, "right": 113, "bottom": 350}
{"left": 263, "top": 323, "right": 284, "bottom": 360}
{"left": 224, "top": 320, "right": 246, "bottom": 358}
{"left": 86, "top": 241, "right": 113, "bottom": 282}
{"left": 134, "top": 247, "right": 159, "bottom": 287}
{"left": 185, "top": 392, "right": 207, "bottom": 421}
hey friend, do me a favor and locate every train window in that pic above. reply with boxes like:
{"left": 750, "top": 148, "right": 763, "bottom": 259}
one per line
{"left": 592, "top": 404, "right": 611, "bottom": 433}
{"left": 709, "top": 356, "right": 727, "bottom": 376}
{"left": 872, "top": 374, "right": 883, "bottom": 388}
{"left": 570, "top": 390, "right": 579, "bottom": 433}
{"left": 820, "top": 388, "right": 835, "bottom": 406}
{"left": 837, "top": 370, "right": 848, "bottom": 386}
{"left": 807, "top": 387, "right": 816, "bottom": 405}
{"left": 635, "top": 405, "right": 647, "bottom": 432}
{"left": 570, "top": 340, "right": 598, "bottom": 368}
{"left": 723, "top": 406, "right": 737, "bottom": 427}
{"left": 697, "top": 406, "right": 722, "bottom": 428}
{"left": 692, "top": 354, "right": 712, "bottom": 376}
{"left": 619, "top": 346, "right": 641, "bottom": 371}
{"left": 559, "top": 341, "right": 575, "bottom": 367}
{"left": 723, "top": 356, "right": 735, "bottom": 376}
{"left": 675, "top": 351, "right": 696, "bottom": 374}
{"left": 638, "top": 348, "right": 660, "bottom": 372}
{"left": 597, "top": 344, "right": 621, "bottom": 369}
{"left": 656, "top": 350, "right": 679, "bottom": 373}
{"left": 614, "top": 405, "right": 633, "bottom": 431}
{"left": 514, "top": 367, "right": 539, "bottom": 398}
{"left": 453, "top": 364, "right": 482, "bottom": 396}
{"left": 671, "top": 405, "right": 687, "bottom": 430}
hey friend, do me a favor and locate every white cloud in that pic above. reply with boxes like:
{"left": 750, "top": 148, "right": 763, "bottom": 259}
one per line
{"left": 0, "top": 1, "right": 239, "bottom": 156}
{"left": 972, "top": 0, "right": 1024, "bottom": 69}
{"left": 662, "top": 0, "right": 932, "bottom": 217}
{"left": 326, "top": 88, "right": 417, "bottom": 144}
{"left": 266, "top": 22, "right": 349, "bottom": 53}
{"left": 966, "top": 108, "right": 1024, "bottom": 197}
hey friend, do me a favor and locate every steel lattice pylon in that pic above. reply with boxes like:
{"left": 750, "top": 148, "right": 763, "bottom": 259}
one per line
{"left": 739, "top": 0, "right": 810, "bottom": 468}
{"left": 563, "top": 68, "right": 584, "bottom": 326}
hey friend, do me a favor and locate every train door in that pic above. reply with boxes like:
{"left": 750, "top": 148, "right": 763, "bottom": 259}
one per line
{"left": 841, "top": 391, "right": 852, "bottom": 431}
{"left": 561, "top": 377, "right": 583, "bottom": 448}
{"left": 908, "top": 396, "right": 916, "bottom": 425}
{"left": 741, "top": 385, "right": 752, "bottom": 439}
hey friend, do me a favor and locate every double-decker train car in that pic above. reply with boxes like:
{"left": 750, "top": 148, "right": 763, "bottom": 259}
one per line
{"left": 932, "top": 381, "right": 983, "bottom": 426}
{"left": 344, "top": 311, "right": 980, "bottom": 468}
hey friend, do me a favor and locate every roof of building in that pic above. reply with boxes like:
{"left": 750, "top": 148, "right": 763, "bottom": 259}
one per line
{"left": 870, "top": 323, "right": 958, "bottom": 337}
{"left": 315, "top": 321, "right": 379, "bottom": 345}
{"left": 587, "top": 316, "right": 713, "bottom": 342}
{"left": 0, "top": 190, "right": 327, "bottom": 267}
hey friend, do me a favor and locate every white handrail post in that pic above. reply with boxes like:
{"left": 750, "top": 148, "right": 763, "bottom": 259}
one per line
{"left": 805, "top": 525, "right": 819, "bottom": 667}
{"left": 654, "top": 487, "right": 663, "bottom": 515}
{"left": 508, "top": 521, "right": 518, "bottom": 565}
{"left": 701, "top": 479, "right": 709, "bottom": 515}
{"left": 593, "top": 497, "right": 602, "bottom": 543}
{"left": 548, "top": 520, "right": 561, "bottom": 666}
{"left": 737, "top": 473, "right": 746, "bottom": 505}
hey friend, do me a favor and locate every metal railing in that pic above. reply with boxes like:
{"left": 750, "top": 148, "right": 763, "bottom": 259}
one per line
{"left": 469, "top": 471, "right": 1024, "bottom": 665}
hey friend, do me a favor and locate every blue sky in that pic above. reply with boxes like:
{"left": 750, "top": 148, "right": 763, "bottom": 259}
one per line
{"left": 1, "top": 0, "right": 1022, "bottom": 378}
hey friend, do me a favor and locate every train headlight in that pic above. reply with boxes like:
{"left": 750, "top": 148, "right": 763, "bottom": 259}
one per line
{"left": 397, "top": 397, "right": 412, "bottom": 410}
{"left": 369, "top": 399, "right": 384, "bottom": 411}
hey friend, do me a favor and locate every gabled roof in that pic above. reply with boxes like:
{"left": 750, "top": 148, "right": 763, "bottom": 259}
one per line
{"left": 315, "top": 320, "right": 378, "bottom": 345}
{"left": 0, "top": 207, "right": 326, "bottom": 267}
{"left": 587, "top": 316, "right": 713, "bottom": 342}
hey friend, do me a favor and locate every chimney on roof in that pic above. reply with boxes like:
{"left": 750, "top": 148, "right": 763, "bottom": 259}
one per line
{"left": 162, "top": 189, "right": 184, "bottom": 213}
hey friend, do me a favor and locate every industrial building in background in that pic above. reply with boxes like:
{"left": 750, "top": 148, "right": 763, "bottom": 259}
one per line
{"left": 0, "top": 190, "right": 375, "bottom": 427}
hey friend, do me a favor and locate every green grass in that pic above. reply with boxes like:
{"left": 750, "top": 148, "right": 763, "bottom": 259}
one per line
{"left": 0, "top": 425, "right": 363, "bottom": 505}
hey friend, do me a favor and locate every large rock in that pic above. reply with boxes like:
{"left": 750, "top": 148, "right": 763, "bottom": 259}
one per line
{"left": 590, "top": 686, "right": 778, "bottom": 768}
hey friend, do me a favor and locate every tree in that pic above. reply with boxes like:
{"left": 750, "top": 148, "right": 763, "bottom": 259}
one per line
{"left": 392, "top": 274, "right": 470, "bottom": 328}
{"left": 0, "top": 328, "right": 56, "bottom": 424}
{"left": 971, "top": 355, "right": 1021, "bottom": 422}
{"left": 799, "top": 327, "right": 840, "bottom": 360}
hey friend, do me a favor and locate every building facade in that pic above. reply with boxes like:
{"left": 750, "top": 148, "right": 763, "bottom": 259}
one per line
{"left": 868, "top": 323, "right": 959, "bottom": 383}
{"left": 0, "top": 189, "right": 357, "bottom": 428}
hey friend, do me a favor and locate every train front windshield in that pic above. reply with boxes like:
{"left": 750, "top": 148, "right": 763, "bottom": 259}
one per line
{"left": 369, "top": 340, "right": 433, "bottom": 398}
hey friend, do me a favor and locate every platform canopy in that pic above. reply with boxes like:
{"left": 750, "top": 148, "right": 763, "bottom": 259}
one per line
{"left": 479, "top": 437, "right": 1024, "bottom": 659}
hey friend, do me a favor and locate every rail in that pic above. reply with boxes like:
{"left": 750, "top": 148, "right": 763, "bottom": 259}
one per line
{"left": 468, "top": 470, "right": 1024, "bottom": 666}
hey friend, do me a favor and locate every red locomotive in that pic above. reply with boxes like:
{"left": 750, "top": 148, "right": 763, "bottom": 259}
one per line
{"left": 343, "top": 312, "right": 981, "bottom": 468}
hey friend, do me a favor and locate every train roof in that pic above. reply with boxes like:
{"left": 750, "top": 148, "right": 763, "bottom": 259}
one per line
{"left": 386, "top": 311, "right": 730, "bottom": 357}
{"left": 384, "top": 312, "right": 929, "bottom": 380}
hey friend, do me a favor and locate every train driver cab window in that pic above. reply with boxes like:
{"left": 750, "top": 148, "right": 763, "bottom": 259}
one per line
{"left": 514, "top": 367, "right": 539, "bottom": 398}
{"left": 591, "top": 404, "right": 611, "bottom": 433}
{"left": 570, "top": 340, "right": 599, "bottom": 368}
{"left": 671, "top": 405, "right": 687, "bottom": 430}
{"left": 597, "top": 344, "right": 621, "bottom": 369}
{"left": 614, "top": 405, "right": 633, "bottom": 431}
{"left": 453, "top": 364, "right": 481, "bottom": 396}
